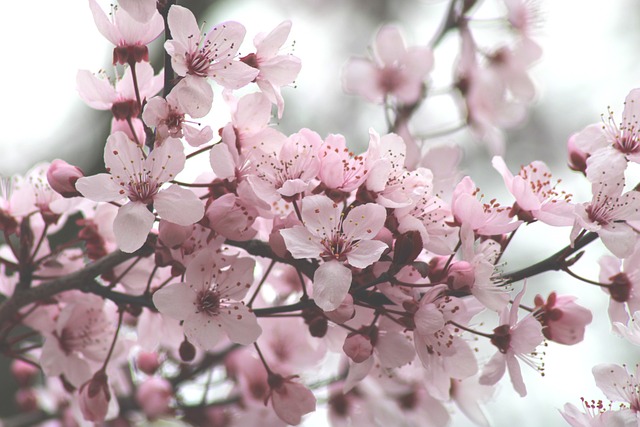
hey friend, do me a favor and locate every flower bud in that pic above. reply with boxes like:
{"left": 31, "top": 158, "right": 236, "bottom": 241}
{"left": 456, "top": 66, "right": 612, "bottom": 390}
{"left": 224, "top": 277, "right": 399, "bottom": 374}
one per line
{"left": 15, "top": 388, "right": 38, "bottom": 412}
{"left": 447, "top": 261, "right": 475, "bottom": 291}
{"left": 11, "top": 359, "right": 39, "bottom": 387}
{"left": 567, "top": 133, "right": 588, "bottom": 175}
{"left": 135, "top": 377, "right": 173, "bottom": 419}
{"left": 137, "top": 351, "right": 161, "bottom": 375}
{"left": 342, "top": 333, "right": 373, "bottom": 363}
{"left": 78, "top": 370, "right": 111, "bottom": 422}
{"left": 393, "top": 230, "right": 423, "bottom": 266}
{"left": 179, "top": 338, "right": 196, "bottom": 362}
{"left": 47, "top": 159, "right": 84, "bottom": 198}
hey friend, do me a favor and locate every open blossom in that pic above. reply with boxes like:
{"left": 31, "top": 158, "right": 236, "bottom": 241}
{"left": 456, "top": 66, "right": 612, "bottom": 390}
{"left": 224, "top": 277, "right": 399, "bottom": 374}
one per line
{"left": 317, "top": 133, "right": 369, "bottom": 200}
{"left": 88, "top": 0, "right": 163, "bottom": 64}
{"left": 142, "top": 77, "right": 213, "bottom": 147}
{"left": 571, "top": 180, "right": 640, "bottom": 258}
{"left": 165, "top": 5, "right": 258, "bottom": 90}
{"left": 599, "top": 241, "right": 640, "bottom": 325}
{"left": 573, "top": 89, "right": 640, "bottom": 183}
{"left": 492, "top": 156, "right": 574, "bottom": 226}
{"left": 479, "top": 286, "right": 545, "bottom": 397}
{"left": 280, "top": 195, "right": 387, "bottom": 311}
{"left": 593, "top": 364, "right": 640, "bottom": 416}
{"left": 152, "top": 249, "right": 261, "bottom": 350}
{"left": 75, "top": 132, "right": 204, "bottom": 252}
{"left": 342, "top": 25, "right": 433, "bottom": 105}
{"left": 242, "top": 20, "right": 302, "bottom": 118}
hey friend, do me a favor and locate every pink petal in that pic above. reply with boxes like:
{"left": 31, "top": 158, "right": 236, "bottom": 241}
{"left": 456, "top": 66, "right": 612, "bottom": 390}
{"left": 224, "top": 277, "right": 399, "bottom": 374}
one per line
{"left": 210, "top": 60, "right": 259, "bottom": 89}
{"left": 76, "top": 70, "right": 117, "bottom": 109}
{"left": 75, "top": 173, "right": 123, "bottom": 202}
{"left": 104, "top": 132, "right": 145, "bottom": 182}
{"left": 216, "top": 257, "right": 255, "bottom": 300}
{"left": 342, "top": 203, "right": 387, "bottom": 241}
{"left": 280, "top": 226, "right": 324, "bottom": 259}
{"left": 346, "top": 240, "right": 387, "bottom": 269}
{"left": 154, "top": 185, "right": 204, "bottom": 226}
{"left": 593, "top": 364, "right": 633, "bottom": 402}
{"left": 88, "top": 0, "right": 119, "bottom": 45}
{"left": 217, "top": 302, "right": 261, "bottom": 345}
{"left": 258, "top": 55, "right": 301, "bottom": 86}
{"left": 113, "top": 202, "right": 155, "bottom": 253}
{"left": 313, "top": 261, "right": 352, "bottom": 311}
{"left": 183, "top": 312, "right": 224, "bottom": 351}
{"left": 375, "top": 331, "right": 415, "bottom": 368}
{"left": 209, "top": 143, "right": 237, "bottom": 180}
{"left": 375, "top": 26, "right": 406, "bottom": 65}
{"left": 185, "top": 249, "right": 218, "bottom": 291}
{"left": 119, "top": 0, "right": 157, "bottom": 23}
{"left": 479, "top": 351, "right": 506, "bottom": 386}
{"left": 300, "top": 195, "right": 341, "bottom": 239}
{"left": 167, "top": 5, "right": 200, "bottom": 48}
{"left": 146, "top": 139, "right": 186, "bottom": 183}
{"left": 235, "top": 92, "right": 272, "bottom": 130}
{"left": 342, "top": 58, "right": 384, "bottom": 103}
{"left": 506, "top": 353, "right": 527, "bottom": 397}
{"left": 169, "top": 76, "right": 213, "bottom": 118}
{"left": 152, "top": 282, "right": 195, "bottom": 320}
{"left": 255, "top": 20, "right": 291, "bottom": 58}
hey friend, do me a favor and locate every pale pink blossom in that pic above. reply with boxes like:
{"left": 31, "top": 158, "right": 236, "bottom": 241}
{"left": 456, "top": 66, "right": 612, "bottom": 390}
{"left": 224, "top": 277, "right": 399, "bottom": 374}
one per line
{"left": 573, "top": 89, "right": 640, "bottom": 183}
{"left": 243, "top": 21, "right": 302, "bottom": 118}
{"left": 40, "top": 297, "right": 116, "bottom": 387}
{"left": 75, "top": 132, "right": 204, "bottom": 252}
{"left": 571, "top": 180, "right": 640, "bottom": 258}
{"left": 593, "top": 364, "right": 640, "bottom": 415}
{"left": 492, "top": 156, "right": 575, "bottom": 226}
{"left": 317, "top": 133, "right": 369, "bottom": 199}
{"left": 486, "top": 37, "right": 542, "bottom": 103}
{"left": 533, "top": 292, "right": 592, "bottom": 345}
{"left": 613, "top": 311, "right": 640, "bottom": 345}
{"left": 152, "top": 249, "right": 261, "bottom": 350}
{"left": 247, "top": 129, "right": 322, "bottom": 205}
{"left": 342, "top": 25, "right": 433, "bottom": 105}
{"left": 88, "top": 0, "right": 164, "bottom": 64}
{"left": 451, "top": 176, "right": 522, "bottom": 237}
{"left": 119, "top": 0, "right": 157, "bottom": 23}
{"left": 479, "top": 286, "right": 545, "bottom": 397}
{"left": 165, "top": 5, "right": 258, "bottom": 89}
{"left": 142, "top": 77, "right": 213, "bottom": 147}
{"left": 280, "top": 195, "right": 387, "bottom": 311}
{"left": 266, "top": 373, "right": 316, "bottom": 425}
{"left": 599, "top": 242, "right": 640, "bottom": 325}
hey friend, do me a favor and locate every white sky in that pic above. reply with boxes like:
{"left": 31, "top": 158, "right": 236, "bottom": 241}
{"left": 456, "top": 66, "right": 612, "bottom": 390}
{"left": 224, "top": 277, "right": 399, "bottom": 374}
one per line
{"left": 1, "top": 1, "right": 639, "bottom": 426}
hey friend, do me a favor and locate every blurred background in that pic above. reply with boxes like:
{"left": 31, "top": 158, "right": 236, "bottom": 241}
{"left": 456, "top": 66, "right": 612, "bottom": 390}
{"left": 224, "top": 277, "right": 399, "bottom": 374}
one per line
{"left": 1, "top": 0, "right": 639, "bottom": 425}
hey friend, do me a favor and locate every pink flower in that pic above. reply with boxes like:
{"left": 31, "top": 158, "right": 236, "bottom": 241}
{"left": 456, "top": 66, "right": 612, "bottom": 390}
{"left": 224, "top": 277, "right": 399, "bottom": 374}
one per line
{"left": 75, "top": 132, "right": 204, "bottom": 252}
{"left": 533, "top": 292, "right": 592, "bottom": 345}
{"left": 451, "top": 176, "right": 521, "bottom": 236}
{"left": 492, "top": 156, "right": 575, "bottom": 226}
{"left": 247, "top": 128, "right": 322, "bottom": 205}
{"left": 317, "top": 133, "right": 369, "bottom": 199}
{"left": 242, "top": 21, "right": 302, "bottom": 118}
{"left": 266, "top": 373, "right": 316, "bottom": 425}
{"left": 280, "top": 195, "right": 388, "bottom": 311}
{"left": 479, "top": 286, "right": 544, "bottom": 397}
{"left": 571, "top": 180, "right": 640, "bottom": 258}
{"left": 165, "top": 5, "right": 258, "bottom": 89}
{"left": 142, "top": 77, "right": 213, "bottom": 147}
{"left": 152, "top": 249, "right": 261, "bottom": 350}
{"left": 342, "top": 25, "right": 433, "bottom": 105}
{"left": 593, "top": 363, "right": 640, "bottom": 414}
{"left": 88, "top": 0, "right": 163, "bottom": 64}
{"left": 598, "top": 242, "right": 640, "bottom": 325}
{"left": 573, "top": 89, "right": 640, "bottom": 183}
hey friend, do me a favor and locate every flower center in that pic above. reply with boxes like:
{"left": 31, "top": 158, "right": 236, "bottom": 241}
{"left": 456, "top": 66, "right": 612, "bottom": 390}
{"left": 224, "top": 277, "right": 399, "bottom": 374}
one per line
{"left": 127, "top": 175, "right": 159, "bottom": 204}
{"left": 196, "top": 289, "right": 221, "bottom": 316}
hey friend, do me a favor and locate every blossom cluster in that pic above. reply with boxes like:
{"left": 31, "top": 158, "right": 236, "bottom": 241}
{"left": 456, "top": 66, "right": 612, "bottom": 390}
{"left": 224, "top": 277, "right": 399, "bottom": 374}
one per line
{"left": 1, "top": 1, "right": 640, "bottom": 426}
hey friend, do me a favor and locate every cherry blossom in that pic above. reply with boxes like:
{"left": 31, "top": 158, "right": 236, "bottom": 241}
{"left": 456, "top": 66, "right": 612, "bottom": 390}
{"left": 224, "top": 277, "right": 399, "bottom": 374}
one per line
{"left": 165, "top": 5, "right": 258, "bottom": 90}
{"left": 598, "top": 242, "right": 640, "bottom": 325}
{"left": 152, "top": 249, "right": 261, "bottom": 350}
{"left": 76, "top": 132, "right": 204, "bottom": 252}
{"left": 571, "top": 180, "right": 640, "bottom": 258}
{"left": 479, "top": 286, "right": 545, "bottom": 397}
{"left": 343, "top": 25, "right": 433, "bottom": 105}
{"left": 492, "top": 156, "right": 574, "bottom": 226}
{"left": 88, "top": 0, "right": 163, "bottom": 65}
{"left": 592, "top": 364, "right": 640, "bottom": 417}
{"left": 266, "top": 373, "right": 316, "bottom": 425}
{"left": 280, "top": 194, "right": 387, "bottom": 311}
{"left": 243, "top": 20, "right": 302, "bottom": 118}
{"left": 533, "top": 292, "right": 592, "bottom": 345}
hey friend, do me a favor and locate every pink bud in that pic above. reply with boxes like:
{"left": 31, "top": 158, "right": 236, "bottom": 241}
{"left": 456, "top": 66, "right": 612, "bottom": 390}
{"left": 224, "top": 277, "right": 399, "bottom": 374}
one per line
{"left": 11, "top": 359, "right": 39, "bottom": 387}
{"left": 567, "top": 133, "right": 588, "bottom": 175}
{"left": 342, "top": 333, "right": 373, "bottom": 363}
{"left": 137, "top": 351, "right": 161, "bottom": 375}
{"left": 47, "top": 159, "right": 84, "bottom": 198}
{"left": 447, "top": 261, "right": 475, "bottom": 291}
{"left": 15, "top": 388, "right": 38, "bottom": 412}
{"left": 135, "top": 377, "right": 173, "bottom": 419}
{"left": 534, "top": 292, "right": 593, "bottom": 345}
{"left": 78, "top": 370, "right": 111, "bottom": 422}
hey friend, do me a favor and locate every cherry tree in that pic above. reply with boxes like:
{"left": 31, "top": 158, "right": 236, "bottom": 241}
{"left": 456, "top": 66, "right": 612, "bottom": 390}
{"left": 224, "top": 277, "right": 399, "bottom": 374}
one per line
{"left": 1, "top": 1, "right": 640, "bottom": 426}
